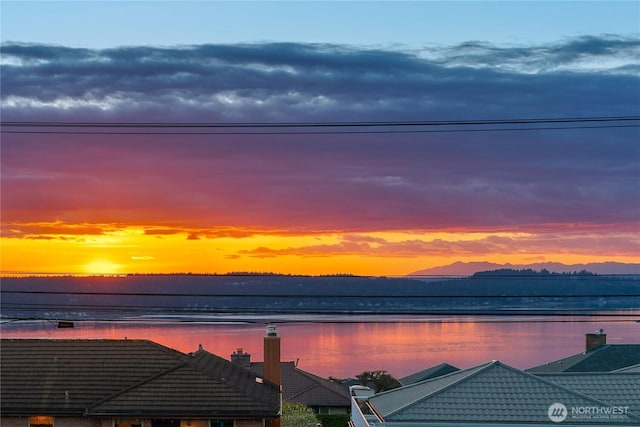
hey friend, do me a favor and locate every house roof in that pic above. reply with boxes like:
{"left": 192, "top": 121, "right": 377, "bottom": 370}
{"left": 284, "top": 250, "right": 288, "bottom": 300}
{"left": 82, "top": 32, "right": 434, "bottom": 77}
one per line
{"left": 367, "top": 361, "right": 640, "bottom": 425}
{"left": 614, "top": 364, "right": 640, "bottom": 373}
{"left": 526, "top": 344, "right": 640, "bottom": 373}
{"left": 534, "top": 372, "right": 640, "bottom": 414}
{"left": 250, "top": 361, "right": 350, "bottom": 408}
{"left": 1, "top": 339, "right": 279, "bottom": 417}
{"left": 399, "top": 363, "right": 460, "bottom": 385}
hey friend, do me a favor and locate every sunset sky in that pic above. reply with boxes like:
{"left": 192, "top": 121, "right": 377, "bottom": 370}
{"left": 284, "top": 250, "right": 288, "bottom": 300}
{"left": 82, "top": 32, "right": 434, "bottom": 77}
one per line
{"left": 1, "top": 1, "right": 639, "bottom": 276}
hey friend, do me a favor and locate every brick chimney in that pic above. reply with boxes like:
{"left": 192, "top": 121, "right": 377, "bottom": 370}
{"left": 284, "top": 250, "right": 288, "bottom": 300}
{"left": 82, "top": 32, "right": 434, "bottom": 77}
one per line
{"left": 231, "top": 348, "right": 251, "bottom": 368}
{"left": 264, "top": 325, "right": 281, "bottom": 427}
{"left": 585, "top": 329, "right": 606, "bottom": 352}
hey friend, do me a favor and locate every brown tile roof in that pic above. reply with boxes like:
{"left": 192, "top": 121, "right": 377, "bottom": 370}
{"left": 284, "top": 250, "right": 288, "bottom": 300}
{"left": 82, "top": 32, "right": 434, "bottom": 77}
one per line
{"left": 250, "top": 361, "right": 350, "bottom": 408}
{"left": 1, "top": 339, "right": 279, "bottom": 417}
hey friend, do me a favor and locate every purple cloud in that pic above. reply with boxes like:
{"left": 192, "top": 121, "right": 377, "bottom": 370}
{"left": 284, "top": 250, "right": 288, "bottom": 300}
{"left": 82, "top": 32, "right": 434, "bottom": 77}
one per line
{"left": 1, "top": 37, "right": 638, "bottom": 236}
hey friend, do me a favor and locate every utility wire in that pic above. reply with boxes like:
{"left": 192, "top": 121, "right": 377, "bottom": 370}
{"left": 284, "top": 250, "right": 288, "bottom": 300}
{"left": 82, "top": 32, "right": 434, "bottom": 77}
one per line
{"left": 3, "top": 124, "right": 638, "bottom": 135}
{"left": 2, "top": 303, "right": 639, "bottom": 316}
{"left": 3, "top": 291, "right": 639, "bottom": 298}
{"left": 2, "top": 313, "right": 639, "bottom": 322}
{"left": 2, "top": 116, "right": 637, "bottom": 135}
{"left": 2, "top": 116, "right": 639, "bottom": 128}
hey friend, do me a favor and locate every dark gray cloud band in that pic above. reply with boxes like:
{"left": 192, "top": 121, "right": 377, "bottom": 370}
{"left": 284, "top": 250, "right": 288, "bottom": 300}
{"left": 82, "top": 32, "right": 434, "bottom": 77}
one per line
{"left": 2, "top": 36, "right": 638, "bottom": 121}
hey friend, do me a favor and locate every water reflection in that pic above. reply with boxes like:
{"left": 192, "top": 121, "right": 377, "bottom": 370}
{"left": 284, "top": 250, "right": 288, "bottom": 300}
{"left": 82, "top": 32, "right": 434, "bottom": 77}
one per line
{"left": 2, "top": 314, "right": 638, "bottom": 378}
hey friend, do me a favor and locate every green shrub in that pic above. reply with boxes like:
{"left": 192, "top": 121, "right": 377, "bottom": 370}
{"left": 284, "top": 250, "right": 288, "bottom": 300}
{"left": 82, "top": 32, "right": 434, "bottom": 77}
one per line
{"left": 317, "top": 414, "right": 350, "bottom": 427}
{"left": 282, "top": 401, "right": 320, "bottom": 427}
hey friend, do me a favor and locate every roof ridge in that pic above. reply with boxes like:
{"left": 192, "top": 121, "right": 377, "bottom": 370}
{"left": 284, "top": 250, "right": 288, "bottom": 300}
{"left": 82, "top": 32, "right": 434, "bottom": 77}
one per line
{"left": 383, "top": 360, "right": 640, "bottom": 422}
{"left": 381, "top": 360, "right": 499, "bottom": 418}
{"left": 85, "top": 361, "right": 187, "bottom": 414}
{"left": 195, "top": 348, "right": 272, "bottom": 379}
{"left": 142, "top": 339, "right": 193, "bottom": 361}
{"left": 515, "top": 364, "right": 640, "bottom": 421}
{"left": 294, "top": 364, "right": 327, "bottom": 382}
{"left": 527, "top": 348, "right": 595, "bottom": 372}
{"left": 537, "top": 371, "right": 640, "bottom": 377}
{"left": 294, "top": 365, "right": 348, "bottom": 393}
{"left": 254, "top": 360, "right": 348, "bottom": 394}
{"left": 250, "top": 361, "right": 349, "bottom": 401}
{"left": 399, "top": 363, "right": 459, "bottom": 384}
{"left": 289, "top": 367, "right": 350, "bottom": 400}
{"left": 586, "top": 343, "right": 610, "bottom": 353}
{"left": 402, "top": 362, "right": 455, "bottom": 374}
{"left": 190, "top": 349, "right": 280, "bottom": 407}
{"left": 614, "top": 363, "right": 640, "bottom": 372}
{"left": 570, "top": 343, "right": 640, "bottom": 371}
{"left": 288, "top": 382, "right": 323, "bottom": 400}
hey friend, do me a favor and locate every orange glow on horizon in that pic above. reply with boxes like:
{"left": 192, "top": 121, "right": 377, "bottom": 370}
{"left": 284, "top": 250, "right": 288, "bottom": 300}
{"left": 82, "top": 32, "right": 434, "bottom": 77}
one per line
{"left": 83, "top": 259, "right": 123, "bottom": 276}
{"left": 1, "top": 222, "right": 638, "bottom": 276}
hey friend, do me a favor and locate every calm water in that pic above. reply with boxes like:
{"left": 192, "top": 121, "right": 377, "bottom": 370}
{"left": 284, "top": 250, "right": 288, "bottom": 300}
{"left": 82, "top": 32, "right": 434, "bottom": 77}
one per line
{"left": 2, "top": 313, "right": 638, "bottom": 378}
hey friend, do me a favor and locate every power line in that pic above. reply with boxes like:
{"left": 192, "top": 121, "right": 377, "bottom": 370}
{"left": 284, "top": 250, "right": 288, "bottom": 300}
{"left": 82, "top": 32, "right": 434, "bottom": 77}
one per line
{"left": 1, "top": 314, "right": 638, "bottom": 324}
{"left": 2, "top": 302, "right": 639, "bottom": 316}
{"left": 3, "top": 116, "right": 639, "bottom": 128}
{"left": 2, "top": 124, "right": 638, "bottom": 135}
{"left": 1, "top": 116, "right": 638, "bottom": 135}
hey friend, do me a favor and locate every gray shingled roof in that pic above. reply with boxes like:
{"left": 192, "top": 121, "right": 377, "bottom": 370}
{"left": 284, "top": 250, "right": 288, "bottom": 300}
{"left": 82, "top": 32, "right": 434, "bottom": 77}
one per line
{"left": 1, "top": 339, "right": 279, "bottom": 417}
{"left": 368, "top": 361, "right": 640, "bottom": 425}
{"left": 399, "top": 363, "right": 460, "bottom": 385}
{"left": 614, "top": 364, "right": 640, "bottom": 372}
{"left": 535, "top": 372, "right": 640, "bottom": 414}
{"left": 250, "top": 361, "right": 350, "bottom": 408}
{"left": 526, "top": 344, "right": 640, "bottom": 373}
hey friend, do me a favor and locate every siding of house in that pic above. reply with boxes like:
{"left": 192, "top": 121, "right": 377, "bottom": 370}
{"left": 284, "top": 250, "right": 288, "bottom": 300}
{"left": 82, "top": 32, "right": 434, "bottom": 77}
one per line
{"left": 2, "top": 417, "right": 100, "bottom": 427}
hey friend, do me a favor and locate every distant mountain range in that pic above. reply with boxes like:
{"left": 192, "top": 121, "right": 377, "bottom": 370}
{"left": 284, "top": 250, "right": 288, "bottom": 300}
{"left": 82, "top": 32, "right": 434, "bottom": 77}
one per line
{"left": 408, "top": 261, "right": 640, "bottom": 276}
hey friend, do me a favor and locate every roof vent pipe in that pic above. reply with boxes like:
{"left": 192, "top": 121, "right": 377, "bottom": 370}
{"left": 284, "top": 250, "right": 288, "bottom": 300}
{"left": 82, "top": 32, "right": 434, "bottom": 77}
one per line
{"left": 267, "top": 324, "right": 278, "bottom": 336}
